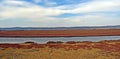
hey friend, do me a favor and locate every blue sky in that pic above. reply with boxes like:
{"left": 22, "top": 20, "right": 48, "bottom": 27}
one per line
{"left": 0, "top": 0, "right": 120, "bottom": 27}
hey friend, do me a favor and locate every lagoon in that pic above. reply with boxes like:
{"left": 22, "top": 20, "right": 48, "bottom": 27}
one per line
{"left": 0, "top": 36, "right": 120, "bottom": 43}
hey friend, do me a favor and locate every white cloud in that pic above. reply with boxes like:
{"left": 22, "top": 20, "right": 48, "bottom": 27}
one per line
{"left": 63, "top": 0, "right": 120, "bottom": 13}
{"left": 0, "top": 0, "right": 120, "bottom": 27}
{"left": 0, "top": 0, "right": 64, "bottom": 20}
{"left": 0, "top": 7, "right": 63, "bottom": 19}
{"left": 1, "top": 0, "right": 120, "bottom": 19}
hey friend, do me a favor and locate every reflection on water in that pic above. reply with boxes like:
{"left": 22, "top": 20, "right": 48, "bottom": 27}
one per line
{"left": 0, "top": 36, "right": 120, "bottom": 43}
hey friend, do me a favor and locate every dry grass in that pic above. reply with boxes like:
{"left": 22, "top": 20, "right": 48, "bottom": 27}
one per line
{"left": 0, "top": 47, "right": 120, "bottom": 59}
{"left": 0, "top": 40, "right": 120, "bottom": 59}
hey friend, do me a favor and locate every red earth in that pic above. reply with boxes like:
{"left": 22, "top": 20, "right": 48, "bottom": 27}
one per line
{"left": 0, "top": 29, "right": 120, "bottom": 37}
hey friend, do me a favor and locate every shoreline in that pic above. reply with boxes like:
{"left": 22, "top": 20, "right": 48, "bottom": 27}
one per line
{"left": 0, "top": 39, "right": 120, "bottom": 44}
{"left": 0, "top": 40, "right": 120, "bottom": 52}
{"left": 0, "top": 35, "right": 120, "bottom": 38}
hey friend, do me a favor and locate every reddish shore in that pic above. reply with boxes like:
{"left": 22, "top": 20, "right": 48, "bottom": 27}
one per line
{"left": 0, "top": 40, "right": 120, "bottom": 52}
{"left": 0, "top": 29, "right": 120, "bottom": 37}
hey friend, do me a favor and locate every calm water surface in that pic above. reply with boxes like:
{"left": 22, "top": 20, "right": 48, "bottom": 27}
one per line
{"left": 0, "top": 36, "right": 120, "bottom": 43}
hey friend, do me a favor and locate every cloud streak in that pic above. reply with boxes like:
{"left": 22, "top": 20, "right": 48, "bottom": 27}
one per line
{"left": 0, "top": 0, "right": 120, "bottom": 27}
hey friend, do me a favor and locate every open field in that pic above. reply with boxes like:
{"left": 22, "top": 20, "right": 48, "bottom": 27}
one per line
{"left": 0, "top": 29, "right": 120, "bottom": 37}
{"left": 0, "top": 40, "right": 120, "bottom": 59}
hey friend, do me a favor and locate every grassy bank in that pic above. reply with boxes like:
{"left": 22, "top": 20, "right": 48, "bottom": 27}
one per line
{"left": 0, "top": 40, "right": 120, "bottom": 59}
{"left": 0, "top": 48, "right": 120, "bottom": 59}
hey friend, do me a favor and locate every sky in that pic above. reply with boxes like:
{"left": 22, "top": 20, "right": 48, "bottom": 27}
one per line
{"left": 0, "top": 0, "right": 120, "bottom": 27}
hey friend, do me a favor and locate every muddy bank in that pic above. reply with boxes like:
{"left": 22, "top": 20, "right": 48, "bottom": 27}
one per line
{"left": 0, "top": 29, "right": 120, "bottom": 37}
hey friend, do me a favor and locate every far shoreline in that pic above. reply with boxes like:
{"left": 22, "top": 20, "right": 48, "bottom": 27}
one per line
{"left": 0, "top": 29, "right": 120, "bottom": 37}
{"left": 0, "top": 35, "right": 120, "bottom": 38}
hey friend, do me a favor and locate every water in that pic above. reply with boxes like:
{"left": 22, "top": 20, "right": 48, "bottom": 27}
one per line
{"left": 0, "top": 36, "right": 120, "bottom": 43}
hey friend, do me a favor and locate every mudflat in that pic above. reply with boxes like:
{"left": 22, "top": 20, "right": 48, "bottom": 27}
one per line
{"left": 0, "top": 29, "right": 120, "bottom": 37}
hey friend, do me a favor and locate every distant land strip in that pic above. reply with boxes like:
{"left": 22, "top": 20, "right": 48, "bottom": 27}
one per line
{"left": 0, "top": 29, "right": 120, "bottom": 37}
